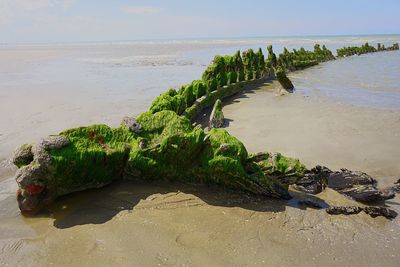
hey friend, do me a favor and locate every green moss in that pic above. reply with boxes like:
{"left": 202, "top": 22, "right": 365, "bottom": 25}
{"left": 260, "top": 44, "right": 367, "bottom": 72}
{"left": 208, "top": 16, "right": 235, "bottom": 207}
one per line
{"left": 22, "top": 104, "right": 294, "bottom": 206}
{"left": 238, "top": 70, "right": 245, "bottom": 82}
{"left": 242, "top": 49, "right": 255, "bottom": 81}
{"left": 292, "top": 60, "right": 318, "bottom": 70}
{"left": 50, "top": 125, "right": 135, "bottom": 194}
{"left": 266, "top": 45, "right": 278, "bottom": 68}
{"left": 192, "top": 129, "right": 289, "bottom": 197}
{"left": 149, "top": 88, "right": 186, "bottom": 114}
{"left": 216, "top": 73, "right": 228, "bottom": 88}
{"left": 334, "top": 42, "right": 399, "bottom": 57}
{"left": 125, "top": 126, "right": 205, "bottom": 181}
{"left": 256, "top": 48, "right": 266, "bottom": 73}
{"left": 192, "top": 80, "right": 207, "bottom": 99}
{"left": 233, "top": 50, "right": 245, "bottom": 81}
{"left": 274, "top": 153, "right": 306, "bottom": 174}
{"left": 136, "top": 110, "right": 193, "bottom": 145}
{"left": 273, "top": 44, "right": 336, "bottom": 72}
{"left": 227, "top": 71, "right": 238, "bottom": 84}
{"left": 224, "top": 55, "right": 235, "bottom": 73}
{"left": 182, "top": 84, "right": 195, "bottom": 108}
{"left": 275, "top": 67, "right": 294, "bottom": 90}
{"left": 205, "top": 128, "right": 247, "bottom": 163}
{"left": 212, "top": 99, "right": 224, "bottom": 120}
{"left": 202, "top": 55, "right": 227, "bottom": 86}
{"left": 195, "top": 128, "right": 249, "bottom": 186}
{"left": 21, "top": 44, "right": 355, "bottom": 209}
{"left": 248, "top": 152, "right": 307, "bottom": 185}
{"left": 206, "top": 78, "right": 218, "bottom": 92}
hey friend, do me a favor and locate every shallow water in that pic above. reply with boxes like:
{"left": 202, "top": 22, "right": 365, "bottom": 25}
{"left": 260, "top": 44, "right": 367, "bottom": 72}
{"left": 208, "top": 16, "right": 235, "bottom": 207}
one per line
{"left": 290, "top": 50, "right": 400, "bottom": 109}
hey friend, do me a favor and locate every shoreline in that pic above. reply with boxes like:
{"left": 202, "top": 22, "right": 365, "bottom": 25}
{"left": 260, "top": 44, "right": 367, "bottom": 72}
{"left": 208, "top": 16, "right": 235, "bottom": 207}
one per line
{"left": 222, "top": 80, "right": 400, "bottom": 185}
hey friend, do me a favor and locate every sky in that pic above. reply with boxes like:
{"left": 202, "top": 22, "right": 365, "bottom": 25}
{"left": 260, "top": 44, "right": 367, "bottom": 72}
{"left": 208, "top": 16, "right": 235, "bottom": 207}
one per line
{"left": 1, "top": 0, "right": 399, "bottom": 43}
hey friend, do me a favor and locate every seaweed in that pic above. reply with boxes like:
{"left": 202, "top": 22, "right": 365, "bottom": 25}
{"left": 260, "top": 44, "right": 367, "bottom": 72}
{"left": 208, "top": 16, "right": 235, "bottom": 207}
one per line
{"left": 275, "top": 67, "right": 294, "bottom": 90}
{"left": 336, "top": 42, "right": 398, "bottom": 57}
{"left": 15, "top": 41, "right": 398, "bottom": 214}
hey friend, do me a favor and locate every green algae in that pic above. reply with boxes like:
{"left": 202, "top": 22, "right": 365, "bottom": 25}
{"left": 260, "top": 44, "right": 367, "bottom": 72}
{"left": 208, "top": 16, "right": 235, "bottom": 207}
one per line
{"left": 275, "top": 67, "right": 294, "bottom": 90}
{"left": 266, "top": 45, "right": 278, "bottom": 68}
{"left": 275, "top": 44, "right": 334, "bottom": 73}
{"left": 50, "top": 125, "right": 135, "bottom": 194}
{"left": 242, "top": 49, "right": 256, "bottom": 81}
{"left": 125, "top": 126, "right": 205, "bottom": 181}
{"left": 40, "top": 109, "right": 295, "bottom": 200}
{"left": 336, "top": 42, "right": 399, "bottom": 57}
{"left": 192, "top": 80, "right": 207, "bottom": 99}
{"left": 192, "top": 128, "right": 289, "bottom": 197}
{"left": 255, "top": 48, "right": 265, "bottom": 78}
{"left": 202, "top": 55, "right": 228, "bottom": 88}
{"left": 248, "top": 152, "right": 307, "bottom": 186}
{"left": 180, "top": 84, "right": 196, "bottom": 108}
{"left": 337, "top": 42, "right": 376, "bottom": 57}
{"left": 20, "top": 42, "right": 398, "bottom": 212}
{"left": 135, "top": 110, "right": 193, "bottom": 144}
{"left": 227, "top": 71, "right": 238, "bottom": 84}
{"left": 149, "top": 88, "right": 185, "bottom": 114}
{"left": 210, "top": 99, "right": 224, "bottom": 128}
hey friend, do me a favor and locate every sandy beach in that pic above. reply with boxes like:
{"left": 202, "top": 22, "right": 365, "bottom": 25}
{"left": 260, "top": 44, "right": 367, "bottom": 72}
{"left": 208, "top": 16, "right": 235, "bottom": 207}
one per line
{"left": 1, "top": 78, "right": 400, "bottom": 266}
{"left": 1, "top": 37, "right": 400, "bottom": 266}
{"left": 1, "top": 179, "right": 399, "bottom": 267}
{"left": 2, "top": 0, "right": 400, "bottom": 265}
{"left": 222, "top": 78, "right": 400, "bottom": 185}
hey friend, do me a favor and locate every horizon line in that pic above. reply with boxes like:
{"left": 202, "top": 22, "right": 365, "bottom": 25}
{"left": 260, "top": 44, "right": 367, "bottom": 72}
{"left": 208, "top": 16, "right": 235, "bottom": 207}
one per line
{"left": 1, "top": 33, "right": 399, "bottom": 46}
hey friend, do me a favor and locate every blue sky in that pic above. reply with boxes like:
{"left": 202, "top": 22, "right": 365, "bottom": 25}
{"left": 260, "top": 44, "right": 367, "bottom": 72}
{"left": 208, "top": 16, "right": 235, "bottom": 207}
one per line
{"left": 1, "top": 0, "right": 399, "bottom": 43}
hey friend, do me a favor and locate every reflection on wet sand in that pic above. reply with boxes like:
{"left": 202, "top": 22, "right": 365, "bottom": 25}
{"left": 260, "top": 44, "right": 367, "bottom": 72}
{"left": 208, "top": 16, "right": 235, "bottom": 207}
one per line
{"left": 1, "top": 177, "right": 399, "bottom": 266}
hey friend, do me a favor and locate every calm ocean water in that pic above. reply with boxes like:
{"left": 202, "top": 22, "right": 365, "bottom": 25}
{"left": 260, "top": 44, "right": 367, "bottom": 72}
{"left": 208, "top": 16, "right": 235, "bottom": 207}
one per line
{"left": 0, "top": 35, "right": 400, "bottom": 180}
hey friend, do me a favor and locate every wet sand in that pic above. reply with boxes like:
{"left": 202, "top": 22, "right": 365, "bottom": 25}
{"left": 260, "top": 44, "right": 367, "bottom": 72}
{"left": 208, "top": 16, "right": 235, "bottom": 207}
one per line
{"left": 1, "top": 178, "right": 399, "bottom": 267}
{"left": 1, "top": 81, "right": 400, "bottom": 266}
{"left": 1, "top": 41, "right": 400, "bottom": 266}
{"left": 223, "top": 79, "right": 400, "bottom": 185}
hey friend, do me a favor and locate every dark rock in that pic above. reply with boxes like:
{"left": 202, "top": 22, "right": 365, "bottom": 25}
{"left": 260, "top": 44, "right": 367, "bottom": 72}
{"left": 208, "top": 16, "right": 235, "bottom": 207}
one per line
{"left": 326, "top": 206, "right": 363, "bottom": 215}
{"left": 275, "top": 67, "right": 294, "bottom": 90}
{"left": 390, "top": 187, "right": 400, "bottom": 193}
{"left": 138, "top": 139, "right": 146, "bottom": 150}
{"left": 249, "top": 152, "right": 307, "bottom": 186}
{"left": 327, "top": 169, "right": 395, "bottom": 203}
{"left": 218, "top": 143, "right": 229, "bottom": 153}
{"left": 389, "top": 179, "right": 400, "bottom": 193}
{"left": 12, "top": 144, "right": 33, "bottom": 168}
{"left": 14, "top": 143, "right": 55, "bottom": 214}
{"left": 209, "top": 99, "right": 224, "bottom": 129}
{"left": 250, "top": 152, "right": 269, "bottom": 162}
{"left": 338, "top": 185, "right": 395, "bottom": 202}
{"left": 290, "top": 166, "right": 396, "bottom": 203}
{"left": 363, "top": 207, "right": 398, "bottom": 219}
{"left": 326, "top": 206, "right": 398, "bottom": 219}
{"left": 328, "top": 168, "right": 376, "bottom": 189}
{"left": 294, "top": 165, "right": 331, "bottom": 194}
{"left": 298, "top": 200, "right": 323, "bottom": 209}
{"left": 121, "top": 116, "right": 142, "bottom": 133}
{"left": 39, "top": 135, "right": 70, "bottom": 150}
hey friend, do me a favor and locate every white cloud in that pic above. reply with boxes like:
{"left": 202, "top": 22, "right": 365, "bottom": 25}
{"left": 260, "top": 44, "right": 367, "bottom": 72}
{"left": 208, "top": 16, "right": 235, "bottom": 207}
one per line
{"left": 121, "top": 5, "right": 161, "bottom": 15}
{"left": 0, "top": 0, "right": 73, "bottom": 25}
